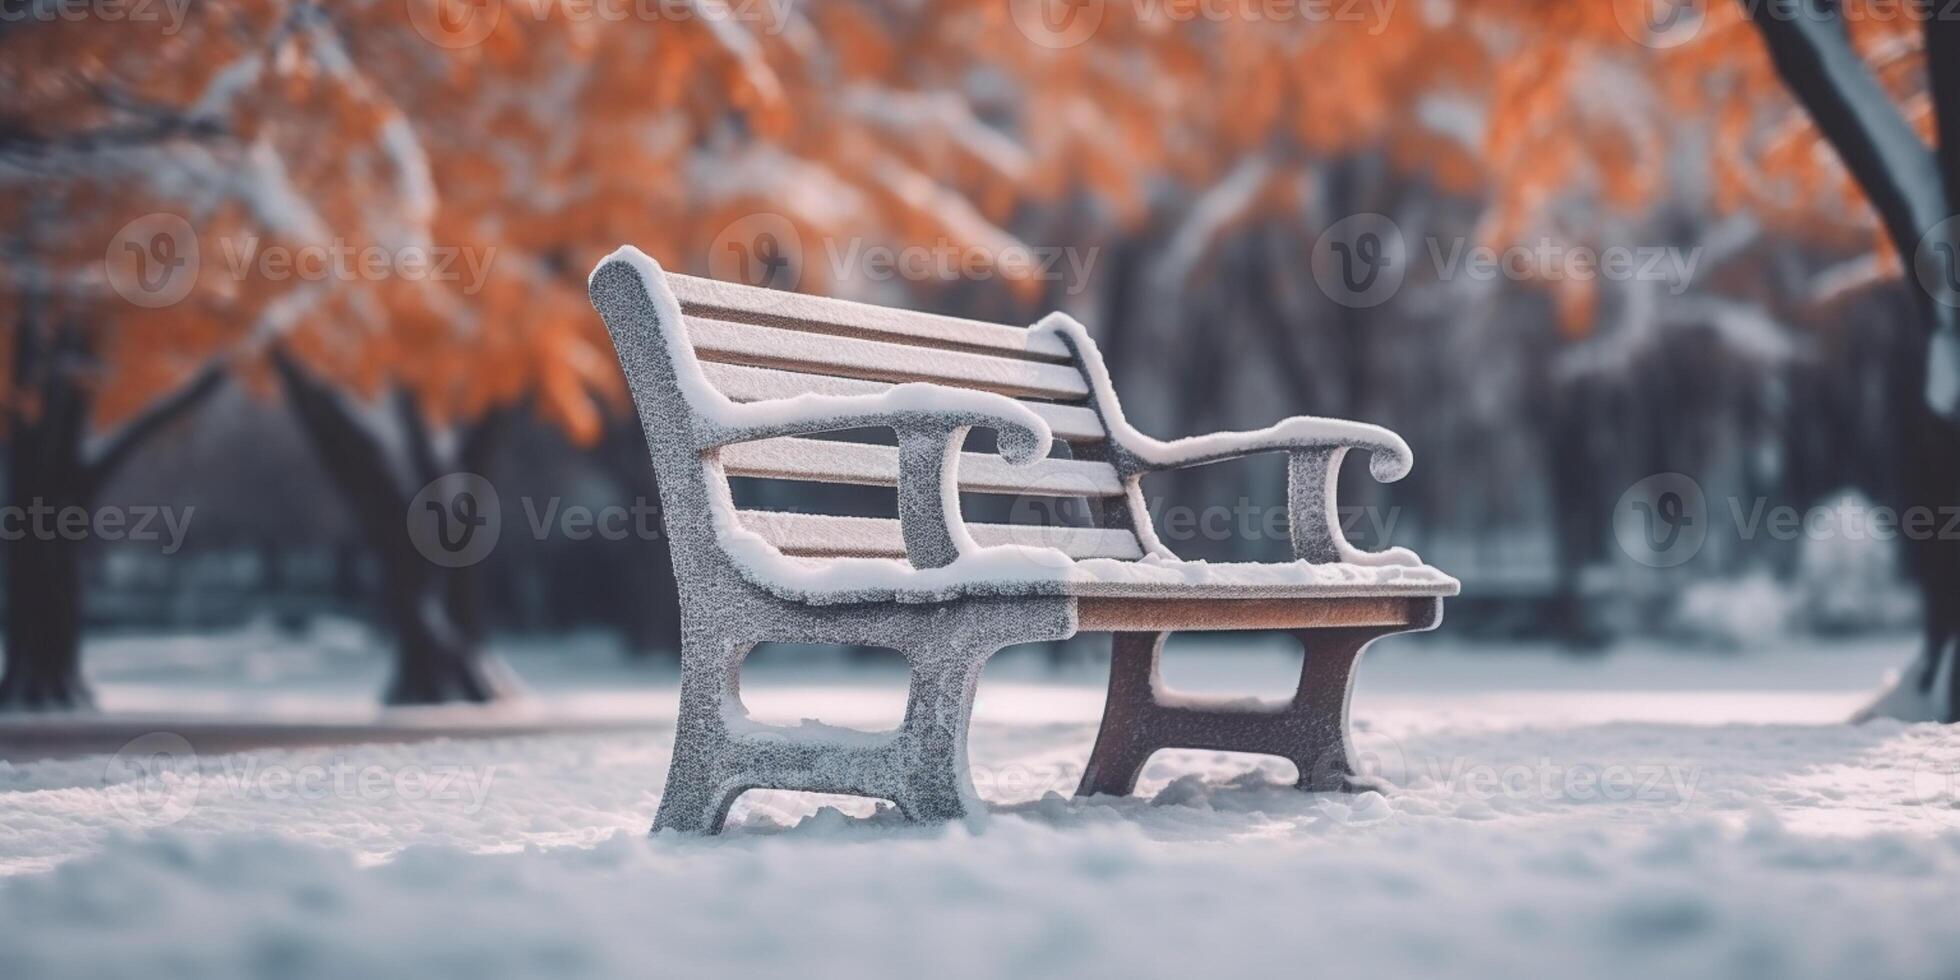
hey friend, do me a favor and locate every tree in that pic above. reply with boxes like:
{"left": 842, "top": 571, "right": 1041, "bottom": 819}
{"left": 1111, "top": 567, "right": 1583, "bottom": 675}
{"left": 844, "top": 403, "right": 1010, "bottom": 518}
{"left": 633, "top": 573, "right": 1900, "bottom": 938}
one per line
{"left": 0, "top": 4, "right": 372, "bottom": 708}
{"left": 1439, "top": 1, "right": 1960, "bottom": 716}
{"left": 1, "top": 2, "right": 548, "bottom": 706}
{"left": 1732, "top": 1, "right": 1960, "bottom": 718}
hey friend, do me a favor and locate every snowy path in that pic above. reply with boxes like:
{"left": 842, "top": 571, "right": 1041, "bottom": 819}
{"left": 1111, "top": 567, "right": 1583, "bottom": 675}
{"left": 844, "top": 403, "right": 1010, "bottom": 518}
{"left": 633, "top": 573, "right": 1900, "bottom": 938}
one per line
{"left": 3, "top": 631, "right": 1958, "bottom": 978}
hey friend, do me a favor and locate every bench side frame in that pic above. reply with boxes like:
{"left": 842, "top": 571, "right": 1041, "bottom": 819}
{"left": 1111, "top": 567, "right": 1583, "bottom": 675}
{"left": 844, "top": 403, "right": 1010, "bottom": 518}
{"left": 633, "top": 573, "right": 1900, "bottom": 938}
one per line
{"left": 591, "top": 256, "right": 1078, "bottom": 833}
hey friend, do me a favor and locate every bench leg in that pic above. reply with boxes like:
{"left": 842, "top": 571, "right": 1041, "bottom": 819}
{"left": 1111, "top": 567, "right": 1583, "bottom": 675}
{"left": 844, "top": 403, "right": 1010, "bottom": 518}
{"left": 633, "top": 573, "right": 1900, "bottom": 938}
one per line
{"left": 1288, "top": 627, "right": 1378, "bottom": 792}
{"left": 651, "top": 633, "right": 1001, "bottom": 833}
{"left": 890, "top": 644, "right": 990, "bottom": 822}
{"left": 1075, "top": 627, "right": 1394, "bottom": 799}
{"left": 1076, "top": 631, "right": 1166, "bottom": 797}
{"left": 652, "top": 635, "right": 750, "bottom": 835}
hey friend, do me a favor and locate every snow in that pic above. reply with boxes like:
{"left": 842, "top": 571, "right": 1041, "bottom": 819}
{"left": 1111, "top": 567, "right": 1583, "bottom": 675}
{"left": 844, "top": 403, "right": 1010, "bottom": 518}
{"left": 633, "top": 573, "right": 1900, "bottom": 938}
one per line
{"left": 841, "top": 87, "right": 1032, "bottom": 182}
{"left": 1670, "top": 573, "right": 1802, "bottom": 648}
{"left": 3, "top": 628, "right": 1958, "bottom": 978}
{"left": 1151, "top": 155, "right": 1275, "bottom": 295}
{"left": 712, "top": 528, "right": 1460, "bottom": 606}
{"left": 1854, "top": 662, "right": 1946, "bottom": 725}
{"left": 1930, "top": 323, "right": 1960, "bottom": 421}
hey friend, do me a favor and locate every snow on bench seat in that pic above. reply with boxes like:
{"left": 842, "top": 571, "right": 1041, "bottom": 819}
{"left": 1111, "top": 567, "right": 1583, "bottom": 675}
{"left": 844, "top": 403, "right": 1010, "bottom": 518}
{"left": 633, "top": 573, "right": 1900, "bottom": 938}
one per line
{"left": 713, "top": 523, "right": 1457, "bottom": 606}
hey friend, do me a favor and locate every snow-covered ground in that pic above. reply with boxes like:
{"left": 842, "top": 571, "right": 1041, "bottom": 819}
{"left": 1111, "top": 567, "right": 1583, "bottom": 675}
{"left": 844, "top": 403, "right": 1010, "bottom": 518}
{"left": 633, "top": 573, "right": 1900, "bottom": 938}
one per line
{"left": 4, "top": 625, "right": 1959, "bottom": 979}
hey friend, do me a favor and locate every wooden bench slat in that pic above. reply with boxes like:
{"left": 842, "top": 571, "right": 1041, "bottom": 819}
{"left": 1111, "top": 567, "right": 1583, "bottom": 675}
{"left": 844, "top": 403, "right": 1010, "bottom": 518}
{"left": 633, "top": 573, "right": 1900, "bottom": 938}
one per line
{"left": 1075, "top": 596, "right": 1428, "bottom": 631}
{"left": 736, "top": 510, "right": 1143, "bottom": 560}
{"left": 686, "top": 317, "right": 1091, "bottom": 401}
{"left": 668, "top": 273, "right": 1076, "bottom": 363}
{"left": 719, "top": 436, "right": 1126, "bottom": 497}
{"left": 699, "top": 362, "right": 1106, "bottom": 442}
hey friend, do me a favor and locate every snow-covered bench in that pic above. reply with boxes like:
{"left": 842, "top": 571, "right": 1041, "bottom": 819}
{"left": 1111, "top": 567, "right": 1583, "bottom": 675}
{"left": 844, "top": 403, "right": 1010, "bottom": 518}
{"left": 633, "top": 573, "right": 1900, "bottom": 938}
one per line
{"left": 589, "top": 247, "right": 1458, "bottom": 833}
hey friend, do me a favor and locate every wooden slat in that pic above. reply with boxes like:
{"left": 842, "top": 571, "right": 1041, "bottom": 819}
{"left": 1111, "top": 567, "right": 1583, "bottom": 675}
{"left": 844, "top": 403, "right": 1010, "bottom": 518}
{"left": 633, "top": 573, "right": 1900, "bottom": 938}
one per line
{"left": 699, "top": 362, "right": 1106, "bottom": 443}
{"left": 736, "top": 510, "right": 1143, "bottom": 561}
{"left": 686, "top": 317, "right": 1090, "bottom": 401}
{"left": 667, "top": 273, "right": 1076, "bottom": 363}
{"left": 1076, "top": 596, "right": 1426, "bottom": 631}
{"left": 718, "top": 437, "right": 1126, "bottom": 497}
{"left": 1072, "top": 580, "right": 1453, "bottom": 600}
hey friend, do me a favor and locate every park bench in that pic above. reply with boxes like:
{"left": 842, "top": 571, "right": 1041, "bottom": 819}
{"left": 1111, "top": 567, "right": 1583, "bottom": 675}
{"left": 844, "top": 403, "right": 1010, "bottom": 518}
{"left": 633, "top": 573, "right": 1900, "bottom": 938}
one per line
{"left": 588, "top": 246, "right": 1458, "bottom": 834}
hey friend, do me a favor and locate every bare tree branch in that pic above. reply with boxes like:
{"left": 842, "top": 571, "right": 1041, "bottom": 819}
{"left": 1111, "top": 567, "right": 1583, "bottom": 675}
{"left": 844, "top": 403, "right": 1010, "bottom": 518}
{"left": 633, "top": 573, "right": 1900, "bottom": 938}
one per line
{"left": 0, "top": 114, "right": 227, "bottom": 165}
{"left": 268, "top": 344, "right": 413, "bottom": 537}
{"left": 82, "top": 359, "right": 229, "bottom": 495}
{"left": 1744, "top": 0, "right": 1960, "bottom": 418}
{"left": 1743, "top": 0, "right": 1944, "bottom": 261}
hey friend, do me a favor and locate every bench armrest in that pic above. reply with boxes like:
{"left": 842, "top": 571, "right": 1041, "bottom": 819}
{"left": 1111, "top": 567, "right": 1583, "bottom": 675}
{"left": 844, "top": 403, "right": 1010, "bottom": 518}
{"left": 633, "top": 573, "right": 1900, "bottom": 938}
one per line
{"left": 1115, "top": 422, "right": 1415, "bottom": 566}
{"left": 1030, "top": 310, "right": 1419, "bottom": 566}
{"left": 699, "top": 383, "right": 1053, "bottom": 570}
{"left": 1119, "top": 418, "right": 1412, "bottom": 482}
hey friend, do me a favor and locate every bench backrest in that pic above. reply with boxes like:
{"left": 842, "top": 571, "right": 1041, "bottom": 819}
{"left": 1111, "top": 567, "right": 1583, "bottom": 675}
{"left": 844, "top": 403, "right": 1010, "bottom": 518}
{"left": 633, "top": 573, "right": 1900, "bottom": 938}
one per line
{"left": 589, "top": 254, "right": 1152, "bottom": 580}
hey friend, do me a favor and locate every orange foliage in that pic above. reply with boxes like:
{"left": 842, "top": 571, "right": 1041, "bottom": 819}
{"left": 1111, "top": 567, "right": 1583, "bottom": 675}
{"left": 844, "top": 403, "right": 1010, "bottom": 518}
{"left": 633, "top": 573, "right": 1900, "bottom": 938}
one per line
{"left": 1463, "top": 1, "right": 1925, "bottom": 262}
{"left": 2, "top": 0, "right": 1928, "bottom": 438}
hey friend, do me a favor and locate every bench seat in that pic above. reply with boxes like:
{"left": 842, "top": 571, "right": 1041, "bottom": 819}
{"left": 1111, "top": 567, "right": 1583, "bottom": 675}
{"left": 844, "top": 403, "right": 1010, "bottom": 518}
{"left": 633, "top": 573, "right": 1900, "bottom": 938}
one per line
{"left": 718, "top": 545, "right": 1456, "bottom": 604}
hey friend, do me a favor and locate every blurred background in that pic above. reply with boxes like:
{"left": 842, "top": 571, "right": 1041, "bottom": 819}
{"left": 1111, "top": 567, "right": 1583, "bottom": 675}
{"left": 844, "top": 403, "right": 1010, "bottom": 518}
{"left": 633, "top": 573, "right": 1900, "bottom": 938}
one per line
{"left": 1, "top": 0, "right": 1950, "bottom": 715}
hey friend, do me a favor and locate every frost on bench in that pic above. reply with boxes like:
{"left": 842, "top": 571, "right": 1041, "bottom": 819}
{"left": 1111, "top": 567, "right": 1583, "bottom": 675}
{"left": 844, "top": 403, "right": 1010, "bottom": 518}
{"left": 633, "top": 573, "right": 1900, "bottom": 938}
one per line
{"left": 1031, "top": 311, "right": 1433, "bottom": 571}
{"left": 588, "top": 246, "right": 1457, "bottom": 834}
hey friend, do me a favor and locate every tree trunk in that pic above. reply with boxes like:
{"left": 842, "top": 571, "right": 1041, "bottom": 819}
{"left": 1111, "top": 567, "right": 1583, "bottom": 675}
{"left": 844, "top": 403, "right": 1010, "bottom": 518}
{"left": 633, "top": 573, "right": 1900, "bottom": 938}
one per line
{"left": 269, "top": 347, "right": 516, "bottom": 706}
{"left": 380, "top": 544, "right": 508, "bottom": 704}
{"left": 0, "top": 512, "right": 93, "bottom": 710}
{"left": 1890, "top": 389, "right": 1960, "bottom": 718}
{"left": 1919, "top": 2, "right": 1960, "bottom": 720}
{"left": 1743, "top": 1, "right": 1960, "bottom": 720}
{"left": 2, "top": 302, "right": 92, "bottom": 708}
{"left": 1, "top": 306, "right": 226, "bottom": 711}
{"left": 2, "top": 327, "right": 91, "bottom": 709}
{"left": 598, "top": 421, "right": 681, "bottom": 659}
